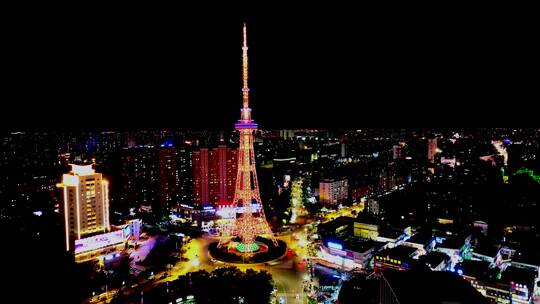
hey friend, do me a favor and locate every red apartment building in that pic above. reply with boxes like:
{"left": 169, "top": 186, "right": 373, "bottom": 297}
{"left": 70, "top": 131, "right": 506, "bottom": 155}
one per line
{"left": 192, "top": 145, "right": 238, "bottom": 207}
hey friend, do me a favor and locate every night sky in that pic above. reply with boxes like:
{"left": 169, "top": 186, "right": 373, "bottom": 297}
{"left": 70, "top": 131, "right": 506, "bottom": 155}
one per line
{"left": 2, "top": 10, "right": 536, "bottom": 130}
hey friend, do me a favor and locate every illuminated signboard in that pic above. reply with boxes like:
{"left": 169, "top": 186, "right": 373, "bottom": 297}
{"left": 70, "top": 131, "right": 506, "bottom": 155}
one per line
{"left": 131, "top": 219, "right": 141, "bottom": 241}
{"left": 202, "top": 206, "right": 216, "bottom": 213}
{"left": 123, "top": 225, "right": 131, "bottom": 239}
{"left": 75, "top": 230, "right": 124, "bottom": 254}
{"left": 216, "top": 207, "right": 236, "bottom": 219}
{"left": 239, "top": 203, "right": 260, "bottom": 213}
{"left": 216, "top": 204, "right": 261, "bottom": 219}
{"left": 327, "top": 241, "right": 343, "bottom": 251}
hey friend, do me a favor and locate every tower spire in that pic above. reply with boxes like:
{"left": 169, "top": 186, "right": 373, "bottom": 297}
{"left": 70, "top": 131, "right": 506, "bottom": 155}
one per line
{"left": 242, "top": 22, "right": 250, "bottom": 110}
{"left": 243, "top": 22, "right": 247, "bottom": 48}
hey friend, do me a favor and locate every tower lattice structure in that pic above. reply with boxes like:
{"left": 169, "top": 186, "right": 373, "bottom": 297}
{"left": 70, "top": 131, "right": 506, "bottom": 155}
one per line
{"left": 218, "top": 24, "right": 276, "bottom": 251}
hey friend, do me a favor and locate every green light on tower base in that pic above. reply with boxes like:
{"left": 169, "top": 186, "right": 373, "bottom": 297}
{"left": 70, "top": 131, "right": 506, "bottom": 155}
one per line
{"left": 236, "top": 242, "right": 260, "bottom": 253}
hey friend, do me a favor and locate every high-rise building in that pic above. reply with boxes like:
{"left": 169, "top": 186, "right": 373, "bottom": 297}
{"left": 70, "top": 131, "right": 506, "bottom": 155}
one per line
{"left": 57, "top": 164, "right": 110, "bottom": 252}
{"left": 192, "top": 145, "right": 237, "bottom": 207}
{"left": 119, "top": 147, "right": 158, "bottom": 210}
{"left": 224, "top": 148, "right": 238, "bottom": 203}
{"left": 319, "top": 178, "right": 349, "bottom": 205}
{"left": 393, "top": 144, "right": 402, "bottom": 160}
{"left": 192, "top": 148, "right": 209, "bottom": 207}
{"left": 279, "top": 129, "right": 295, "bottom": 139}
{"left": 208, "top": 147, "right": 225, "bottom": 205}
{"left": 177, "top": 146, "right": 193, "bottom": 204}
{"left": 377, "top": 165, "right": 406, "bottom": 192}
{"left": 428, "top": 137, "right": 438, "bottom": 161}
{"left": 366, "top": 199, "right": 380, "bottom": 216}
{"left": 158, "top": 146, "right": 178, "bottom": 211}
{"left": 341, "top": 142, "right": 347, "bottom": 158}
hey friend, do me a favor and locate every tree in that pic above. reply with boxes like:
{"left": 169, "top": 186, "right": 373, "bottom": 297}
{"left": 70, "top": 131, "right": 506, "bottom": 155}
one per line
{"left": 164, "top": 267, "right": 274, "bottom": 304}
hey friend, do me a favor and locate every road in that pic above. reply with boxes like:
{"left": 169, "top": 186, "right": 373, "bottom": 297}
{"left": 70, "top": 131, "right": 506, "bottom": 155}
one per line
{"left": 87, "top": 199, "right": 372, "bottom": 304}
{"left": 87, "top": 230, "right": 310, "bottom": 304}
{"left": 165, "top": 233, "right": 309, "bottom": 304}
{"left": 87, "top": 201, "right": 370, "bottom": 304}
{"left": 322, "top": 201, "right": 365, "bottom": 223}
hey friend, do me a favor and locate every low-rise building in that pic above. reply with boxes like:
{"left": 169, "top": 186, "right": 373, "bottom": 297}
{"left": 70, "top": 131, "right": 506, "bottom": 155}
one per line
{"left": 374, "top": 245, "right": 420, "bottom": 272}
{"left": 353, "top": 214, "right": 380, "bottom": 240}
{"left": 376, "top": 227, "right": 408, "bottom": 247}
{"left": 403, "top": 230, "right": 436, "bottom": 254}
{"left": 418, "top": 251, "right": 451, "bottom": 271}
{"left": 318, "top": 216, "right": 354, "bottom": 240}
{"left": 74, "top": 219, "right": 142, "bottom": 263}
{"left": 318, "top": 237, "right": 385, "bottom": 271}
{"left": 457, "top": 260, "right": 536, "bottom": 304}
{"left": 436, "top": 234, "right": 472, "bottom": 268}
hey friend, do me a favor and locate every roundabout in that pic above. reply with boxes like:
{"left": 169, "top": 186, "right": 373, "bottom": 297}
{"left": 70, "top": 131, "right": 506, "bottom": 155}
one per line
{"left": 208, "top": 236, "right": 288, "bottom": 264}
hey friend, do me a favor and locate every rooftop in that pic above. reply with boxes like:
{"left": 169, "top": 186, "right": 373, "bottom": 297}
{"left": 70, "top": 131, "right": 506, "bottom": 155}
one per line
{"left": 318, "top": 216, "right": 354, "bottom": 235}
{"left": 501, "top": 266, "right": 537, "bottom": 288}
{"left": 432, "top": 222, "right": 461, "bottom": 237}
{"left": 512, "top": 244, "right": 540, "bottom": 266}
{"left": 383, "top": 270, "right": 489, "bottom": 304}
{"left": 70, "top": 164, "right": 95, "bottom": 176}
{"left": 354, "top": 213, "right": 380, "bottom": 226}
{"left": 438, "top": 235, "right": 469, "bottom": 250}
{"left": 376, "top": 245, "right": 418, "bottom": 261}
{"left": 377, "top": 227, "right": 405, "bottom": 240}
{"left": 343, "top": 238, "right": 385, "bottom": 254}
{"left": 419, "top": 251, "right": 450, "bottom": 269}
{"left": 473, "top": 243, "right": 500, "bottom": 258}
{"left": 406, "top": 231, "right": 434, "bottom": 245}
{"left": 457, "top": 260, "right": 495, "bottom": 281}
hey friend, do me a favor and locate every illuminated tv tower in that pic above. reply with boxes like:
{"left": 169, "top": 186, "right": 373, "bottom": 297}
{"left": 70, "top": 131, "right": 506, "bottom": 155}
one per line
{"left": 218, "top": 23, "right": 276, "bottom": 252}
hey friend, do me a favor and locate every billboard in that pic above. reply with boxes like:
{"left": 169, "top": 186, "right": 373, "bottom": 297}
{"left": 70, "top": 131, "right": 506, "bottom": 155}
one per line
{"left": 216, "top": 204, "right": 261, "bottom": 219}
{"left": 75, "top": 230, "right": 124, "bottom": 254}
{"left": 130, "top": 219, "right": 141, "bottom": 241}
{"left": 123, "top": 219, "right": 142, "bottom": 241}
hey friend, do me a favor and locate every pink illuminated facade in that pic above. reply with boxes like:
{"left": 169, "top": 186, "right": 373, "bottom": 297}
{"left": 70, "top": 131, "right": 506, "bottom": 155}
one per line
{"left": 192, "top": 145, "right": 238, "bottom": 207}
{"left": 428, "top": 137, "right": 438, "bottom": 162}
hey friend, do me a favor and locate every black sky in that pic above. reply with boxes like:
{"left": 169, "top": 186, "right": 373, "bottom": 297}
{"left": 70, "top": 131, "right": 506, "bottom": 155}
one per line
{"left": 2, "top": 9, "right": 537, "bottom": 130}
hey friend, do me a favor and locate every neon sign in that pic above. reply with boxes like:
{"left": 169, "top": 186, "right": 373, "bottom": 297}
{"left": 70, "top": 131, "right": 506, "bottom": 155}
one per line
{"left": 328, "top": 241, "right": 343, "bottom": 251}
{"left": 74, "top": 230, "right": 124, "bottom": 254}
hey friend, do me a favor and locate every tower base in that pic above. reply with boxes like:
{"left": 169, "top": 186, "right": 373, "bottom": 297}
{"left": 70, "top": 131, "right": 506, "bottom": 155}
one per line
{"left": 209, "top": 237, "right": 287, "bottom": 264}
{"left": 236, "top": 242, "right": 260, "bottom": 253}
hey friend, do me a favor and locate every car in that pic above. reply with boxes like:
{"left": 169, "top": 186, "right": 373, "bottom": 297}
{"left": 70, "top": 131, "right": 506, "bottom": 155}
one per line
{"left": 267, "top": 260, "right": 281, "bottom": 266}
{"left": 279, "top": 296, "right": 285, "bottom": 304}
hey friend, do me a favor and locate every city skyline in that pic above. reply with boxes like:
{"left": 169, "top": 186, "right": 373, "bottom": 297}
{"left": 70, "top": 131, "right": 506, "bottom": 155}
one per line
{"left": 2, "top": 13, "right": 539, "bottom": 304}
